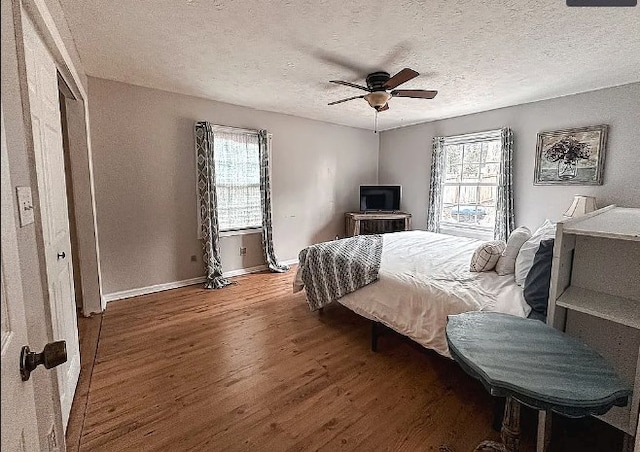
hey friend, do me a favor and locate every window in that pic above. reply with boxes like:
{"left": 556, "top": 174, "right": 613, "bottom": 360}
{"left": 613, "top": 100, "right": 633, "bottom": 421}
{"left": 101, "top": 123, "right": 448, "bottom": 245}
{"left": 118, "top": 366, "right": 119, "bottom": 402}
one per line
{"left": 214, "top": 129, "right": 262, "bottom": 232}
{"left": 438, "top": 130, "right": 503, "bottom": 239}
{"left": 196, "top": 126, "right": 263, "bottom": 235}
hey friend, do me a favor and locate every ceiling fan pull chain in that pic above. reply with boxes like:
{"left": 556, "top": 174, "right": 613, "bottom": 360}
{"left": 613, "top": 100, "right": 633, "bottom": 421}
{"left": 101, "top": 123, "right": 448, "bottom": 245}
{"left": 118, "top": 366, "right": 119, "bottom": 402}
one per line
{"left": 374, "top": 110, "right": 378, "bottom": 134}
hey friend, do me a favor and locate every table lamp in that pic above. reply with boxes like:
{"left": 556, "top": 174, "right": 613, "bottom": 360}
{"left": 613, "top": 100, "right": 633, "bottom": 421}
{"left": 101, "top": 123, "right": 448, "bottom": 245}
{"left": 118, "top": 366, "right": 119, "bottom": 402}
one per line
{"left": 563, "top": 195, "right": 597, "bottom": 219}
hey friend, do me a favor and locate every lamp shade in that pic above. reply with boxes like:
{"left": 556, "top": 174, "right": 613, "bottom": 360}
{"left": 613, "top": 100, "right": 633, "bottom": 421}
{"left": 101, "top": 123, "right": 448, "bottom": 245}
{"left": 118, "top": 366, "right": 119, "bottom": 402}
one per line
{"left": 563, "top": 195, "right": 597, "bottom": 219}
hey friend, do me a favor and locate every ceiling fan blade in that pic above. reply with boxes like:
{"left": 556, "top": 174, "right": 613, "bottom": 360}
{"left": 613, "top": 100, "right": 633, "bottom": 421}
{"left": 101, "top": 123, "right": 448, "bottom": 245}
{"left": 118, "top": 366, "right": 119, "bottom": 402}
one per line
{"left": 375, "top": 103, "right": 389, "bottom": 112}
{"left": 329, "top": 80, "right": 371, "bottom": 92}
{"left": 314, "top": 50, "right": 373, "bottom": 74}
{"left": 328, "top": 95, "right": 366, "bottom": 106}
{"left": 391, "top": 89, "right": 438, "bottom": 99}
{"left": 384, "top": 68, "right": 419, "bottom": 89}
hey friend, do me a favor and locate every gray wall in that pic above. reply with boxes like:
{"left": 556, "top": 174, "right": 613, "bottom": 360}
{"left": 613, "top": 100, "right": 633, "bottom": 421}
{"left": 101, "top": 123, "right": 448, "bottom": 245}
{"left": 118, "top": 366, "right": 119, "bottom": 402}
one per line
{"left": 379, "top": 83, "right": 640, "bottom": 231}
{"left": 88, "top": 77, "right": 378, "bottom": 295}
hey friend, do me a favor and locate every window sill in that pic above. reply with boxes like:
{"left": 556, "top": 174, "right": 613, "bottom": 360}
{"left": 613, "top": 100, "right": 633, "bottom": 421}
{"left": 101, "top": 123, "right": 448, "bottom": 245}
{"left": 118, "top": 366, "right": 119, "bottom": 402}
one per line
{"left": 219, "top": 227, "right": 262, "bottom": 238}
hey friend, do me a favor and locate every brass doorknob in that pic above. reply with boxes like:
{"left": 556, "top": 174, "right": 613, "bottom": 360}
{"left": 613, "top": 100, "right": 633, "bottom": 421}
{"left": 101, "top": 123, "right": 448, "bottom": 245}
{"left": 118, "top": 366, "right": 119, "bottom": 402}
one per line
{"left": 20, "top": 341, "right": 67, "bottom": 381}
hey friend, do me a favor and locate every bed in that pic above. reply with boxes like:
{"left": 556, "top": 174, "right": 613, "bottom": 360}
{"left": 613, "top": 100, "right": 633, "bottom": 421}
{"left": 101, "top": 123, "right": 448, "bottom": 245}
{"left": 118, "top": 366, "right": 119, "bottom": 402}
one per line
{"left": 294, "top": 230, "right": 531, "bottom": 357}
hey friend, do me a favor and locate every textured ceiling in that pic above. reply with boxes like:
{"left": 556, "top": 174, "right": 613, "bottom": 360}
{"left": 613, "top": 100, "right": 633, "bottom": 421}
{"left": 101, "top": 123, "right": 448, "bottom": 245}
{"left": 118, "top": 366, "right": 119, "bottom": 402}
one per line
{"left": 59, "top": 0, "right": 640, "bottom": 131}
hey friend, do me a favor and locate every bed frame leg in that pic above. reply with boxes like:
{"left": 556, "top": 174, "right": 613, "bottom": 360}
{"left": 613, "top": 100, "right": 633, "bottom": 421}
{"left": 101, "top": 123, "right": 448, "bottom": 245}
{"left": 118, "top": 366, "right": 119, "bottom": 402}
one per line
{"left": 371, "top": 321, "right": 379, "bottom": 352}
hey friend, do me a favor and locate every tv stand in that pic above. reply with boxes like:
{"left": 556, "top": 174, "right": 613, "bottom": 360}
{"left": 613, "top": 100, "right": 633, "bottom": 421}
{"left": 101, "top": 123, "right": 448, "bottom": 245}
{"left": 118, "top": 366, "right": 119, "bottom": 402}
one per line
{"left": 345, "top": 212, "right": 412, "bottom": 237}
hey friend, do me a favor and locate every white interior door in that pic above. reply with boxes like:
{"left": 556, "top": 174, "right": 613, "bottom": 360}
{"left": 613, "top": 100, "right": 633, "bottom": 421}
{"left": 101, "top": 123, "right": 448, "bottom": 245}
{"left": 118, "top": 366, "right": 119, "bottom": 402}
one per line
{"left": 1, "top": 106, "right": 41, "bottom": 450}
{"left": 22, "top": 12, "right": 80, "bottom": 430}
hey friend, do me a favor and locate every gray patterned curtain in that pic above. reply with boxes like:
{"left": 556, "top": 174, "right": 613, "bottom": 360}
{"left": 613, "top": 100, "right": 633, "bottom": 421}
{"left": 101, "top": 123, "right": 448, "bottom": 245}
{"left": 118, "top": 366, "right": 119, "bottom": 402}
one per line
{"left": 195, "top": 122, "right": 232, "bottom": 289}
{"left": 258, "top": 130, "right": 289, "bottom": 273}
{"left": 495, "top": 127, "right": 515, "bottom": 241}
{"left": 426, "top": 137, "right": 445, "bottom": 233}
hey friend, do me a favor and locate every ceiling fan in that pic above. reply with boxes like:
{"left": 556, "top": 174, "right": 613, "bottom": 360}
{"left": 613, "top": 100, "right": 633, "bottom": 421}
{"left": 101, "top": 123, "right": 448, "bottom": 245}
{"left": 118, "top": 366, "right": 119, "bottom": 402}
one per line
{"left": 328, "top": 68, "right": 437, "bottom": 112}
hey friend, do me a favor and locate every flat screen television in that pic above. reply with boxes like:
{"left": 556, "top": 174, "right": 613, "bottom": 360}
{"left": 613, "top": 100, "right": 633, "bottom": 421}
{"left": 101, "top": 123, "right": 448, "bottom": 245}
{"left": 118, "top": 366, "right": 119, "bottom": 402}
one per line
{"left": 360, "top": 185, "right": 401, "bottom": 212}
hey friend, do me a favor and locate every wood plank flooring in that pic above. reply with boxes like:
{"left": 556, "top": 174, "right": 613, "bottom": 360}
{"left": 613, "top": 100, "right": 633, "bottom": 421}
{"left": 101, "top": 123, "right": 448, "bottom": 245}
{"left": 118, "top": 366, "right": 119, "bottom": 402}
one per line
{"left": 67, "top": 269, "right": 622, "bottom": 451}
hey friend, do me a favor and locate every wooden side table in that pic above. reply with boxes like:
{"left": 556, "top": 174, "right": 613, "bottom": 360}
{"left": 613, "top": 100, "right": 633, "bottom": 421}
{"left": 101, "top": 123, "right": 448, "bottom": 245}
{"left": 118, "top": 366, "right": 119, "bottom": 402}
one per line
{"left": 344, "top": 211, "right": 411, "bottom": 237}
{"left": 445, "top": 312, "right": 632, "bottom": 452}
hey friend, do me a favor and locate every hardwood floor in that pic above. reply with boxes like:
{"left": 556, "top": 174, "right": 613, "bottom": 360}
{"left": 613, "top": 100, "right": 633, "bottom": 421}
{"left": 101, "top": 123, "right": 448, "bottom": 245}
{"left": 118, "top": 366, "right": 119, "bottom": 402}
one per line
{"left": 67, "top": 269, "right": 622, "bottom": 451}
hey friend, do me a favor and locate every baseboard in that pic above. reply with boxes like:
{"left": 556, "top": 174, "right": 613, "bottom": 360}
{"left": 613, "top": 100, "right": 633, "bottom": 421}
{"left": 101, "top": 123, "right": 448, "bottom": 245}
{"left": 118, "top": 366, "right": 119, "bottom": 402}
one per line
{"left": 103, "top": 276, "right": 207, "bottom": 302}
{"left": 281, "top": 258, "right": 299, "bottom": 266}
{"left": 103, "top": 264, "right": 272, "bottom": 303}
{"left": 222, "top": 264, "right": 268, "bottom": 278}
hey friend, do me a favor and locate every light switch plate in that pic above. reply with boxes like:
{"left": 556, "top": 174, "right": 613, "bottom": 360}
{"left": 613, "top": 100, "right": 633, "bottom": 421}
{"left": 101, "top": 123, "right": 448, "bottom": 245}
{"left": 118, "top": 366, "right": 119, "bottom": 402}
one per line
{"left": 16, "top": 186, "right": 35, "bottom": 227}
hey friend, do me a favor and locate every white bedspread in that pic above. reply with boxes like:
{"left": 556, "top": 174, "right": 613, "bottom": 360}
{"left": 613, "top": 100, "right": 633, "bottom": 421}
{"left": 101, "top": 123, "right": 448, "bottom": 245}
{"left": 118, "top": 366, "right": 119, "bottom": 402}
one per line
{"left": 298, "top": 230, "right": 530, "bottom": 357}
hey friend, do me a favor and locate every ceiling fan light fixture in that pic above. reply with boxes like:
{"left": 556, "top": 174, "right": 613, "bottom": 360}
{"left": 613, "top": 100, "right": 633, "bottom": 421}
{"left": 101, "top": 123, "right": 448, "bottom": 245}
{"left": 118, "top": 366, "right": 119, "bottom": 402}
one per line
{"left": 328, "top": 68, "right": 436, "bottom": 111}
{"left": 364, "top": 91, "right": 391, "bottom": 108}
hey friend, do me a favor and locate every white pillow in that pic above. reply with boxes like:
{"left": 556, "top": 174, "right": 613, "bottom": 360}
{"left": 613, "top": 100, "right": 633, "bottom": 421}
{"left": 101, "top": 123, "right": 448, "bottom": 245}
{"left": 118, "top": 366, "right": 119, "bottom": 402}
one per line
{"left": 495, "top": 226, "right": 532, "bottom": 276}
{"left": 470, "top": 241, "right": 507, "bottom": 272}
{"left": 514, "top": 220, "right": 556, "bottom": 286}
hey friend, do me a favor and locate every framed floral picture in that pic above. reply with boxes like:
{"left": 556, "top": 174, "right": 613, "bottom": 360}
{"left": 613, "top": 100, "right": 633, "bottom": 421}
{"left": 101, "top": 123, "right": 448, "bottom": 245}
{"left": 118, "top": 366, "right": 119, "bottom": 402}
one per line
{"left": 534, "top": 125, "right": 608, "bottom": 185}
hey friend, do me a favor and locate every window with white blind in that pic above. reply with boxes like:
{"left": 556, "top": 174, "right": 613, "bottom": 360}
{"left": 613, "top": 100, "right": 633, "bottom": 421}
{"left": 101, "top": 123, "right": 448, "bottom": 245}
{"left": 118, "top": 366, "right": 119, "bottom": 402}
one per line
{"left": 439, "top": 130, "right": 502, "bottom": 239}
{"left": 212, "top": 127, "right": 262, "bottom": 233}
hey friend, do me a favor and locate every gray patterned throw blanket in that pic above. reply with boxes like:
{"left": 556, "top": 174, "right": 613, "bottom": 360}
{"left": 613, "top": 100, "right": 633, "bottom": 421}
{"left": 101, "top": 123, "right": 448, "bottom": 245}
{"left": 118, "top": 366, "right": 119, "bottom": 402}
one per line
{"left": 297, "top": 235, "right": 383, "bottom": 311}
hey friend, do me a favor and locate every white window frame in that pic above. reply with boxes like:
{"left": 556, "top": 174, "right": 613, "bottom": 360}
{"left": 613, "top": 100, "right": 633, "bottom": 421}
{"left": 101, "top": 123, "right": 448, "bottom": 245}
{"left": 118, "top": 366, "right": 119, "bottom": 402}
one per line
{"left": 196, "top": 125, "right": 270, "bottom": 239}
{"left": 438, "top": 129, "right": 503, "bottom": 240}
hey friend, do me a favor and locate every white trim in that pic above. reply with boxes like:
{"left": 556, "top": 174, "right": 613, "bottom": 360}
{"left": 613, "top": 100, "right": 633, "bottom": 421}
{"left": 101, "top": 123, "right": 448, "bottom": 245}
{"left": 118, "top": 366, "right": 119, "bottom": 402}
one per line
{"left": 26, "top": 0, "right": 86, "bottom": 100}
{"left": 24, "top": 0, "right": 105, "bottom": 314}
{"left": 223, "top": 264, "right": 267, "bottom": 278}
{"left": 219, "top": 227, "right": 262, "bottom": 237}
{"left": 103, "top": 264, "right": 272, "bottom": 303}
{"left": 103, "top": 277, "right": 207, "bottom": 302}
{"left": 281, "top": 258, "right": 299, "bottom": 266}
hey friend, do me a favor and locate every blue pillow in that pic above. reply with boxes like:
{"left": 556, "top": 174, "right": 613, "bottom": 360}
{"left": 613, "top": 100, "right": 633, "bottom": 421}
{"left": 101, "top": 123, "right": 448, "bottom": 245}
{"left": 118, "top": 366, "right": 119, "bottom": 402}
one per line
{"left": 523, "top": 238, "right": 554, "bottom": 321}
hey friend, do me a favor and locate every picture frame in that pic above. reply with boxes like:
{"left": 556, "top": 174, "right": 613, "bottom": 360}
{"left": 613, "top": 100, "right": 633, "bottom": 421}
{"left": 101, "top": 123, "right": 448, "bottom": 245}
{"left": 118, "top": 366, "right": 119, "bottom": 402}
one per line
{"left": 534, "top": 124, "right": 608, "bottom": 185}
